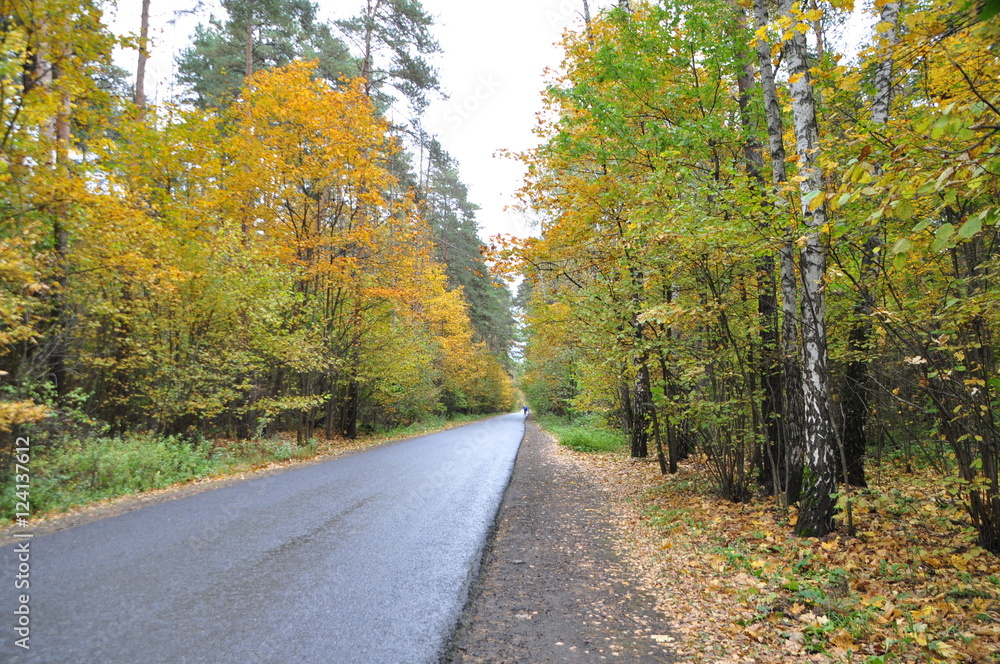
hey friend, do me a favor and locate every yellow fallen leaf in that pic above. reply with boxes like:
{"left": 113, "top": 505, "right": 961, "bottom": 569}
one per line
{"left": 831, "top": 629, "right": 856, "bottom": 650}
{"left": 931, "top": 641, "right": 960, "bottom": 658}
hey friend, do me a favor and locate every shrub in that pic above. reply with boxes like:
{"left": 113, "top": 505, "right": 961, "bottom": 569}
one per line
{"left": 0, "top": 432, "right": 218, "bottom": 517}
{"left": 539, "top": 414, "right": 626, "bottom": 453}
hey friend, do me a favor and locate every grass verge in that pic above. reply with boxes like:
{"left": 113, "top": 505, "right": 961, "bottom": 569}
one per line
{"left": 535, "top": 413, "right": 627, "bottom": 453}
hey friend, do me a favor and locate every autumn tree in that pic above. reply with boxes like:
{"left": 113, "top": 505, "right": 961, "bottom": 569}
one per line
{"left": 827, "top": 1, "right": 1000, "bottom": 550}
{"left": 515, "top": 0, "right": 1000, "bottom": 551}
{"left": 420, "top": 140, "right": 516, "bottom": 363}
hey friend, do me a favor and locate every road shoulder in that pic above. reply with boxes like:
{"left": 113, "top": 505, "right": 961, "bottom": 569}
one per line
{"left": 446, "top": 419, "right": 675, "bottom": 663}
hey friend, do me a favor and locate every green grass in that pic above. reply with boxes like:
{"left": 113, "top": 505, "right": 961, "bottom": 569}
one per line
{"left": 536, "top": 413, "right": 627, "bottom": 453}
{"left": 1, "top": 432, "right": 223, "bottom": 520}
{"left": 372, "top": 411, "right": 488, "bottom": 439}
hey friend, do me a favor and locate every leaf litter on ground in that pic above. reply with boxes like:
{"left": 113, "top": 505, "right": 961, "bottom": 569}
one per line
{"left": 551, "top": 442, "right": 1000, "bottom": 663}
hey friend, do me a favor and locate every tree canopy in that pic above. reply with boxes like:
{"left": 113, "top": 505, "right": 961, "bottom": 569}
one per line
{"left": 176, "top": 0, "right": 355, "bottom": 107}
{"left": 510, "top": 0, "right": 1000, "bottom": 551}
{"left": 0, "top": 0, "right": 516, "bottom": 456}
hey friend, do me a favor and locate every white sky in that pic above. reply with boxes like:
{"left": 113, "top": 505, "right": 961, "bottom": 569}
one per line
{"left": 106, "top": 0, "right": 611, "bottom": 245}
{"left": 419, "top": 0, "right": 608, "bottom": 243}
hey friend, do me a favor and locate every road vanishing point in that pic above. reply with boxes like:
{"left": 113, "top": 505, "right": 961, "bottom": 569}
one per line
{"left": 0, "top": 413, "right": 525, "bottom": 664}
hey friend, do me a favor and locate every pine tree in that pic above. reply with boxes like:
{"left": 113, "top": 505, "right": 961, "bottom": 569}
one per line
{"left": 176, "top": 0, "right": 353, "bottom": 108}
{"left": 421, "top": 140, "right": 515, "bottom": 364}
{"left": 336, "top": 0, "right": 439, "bottom": 113}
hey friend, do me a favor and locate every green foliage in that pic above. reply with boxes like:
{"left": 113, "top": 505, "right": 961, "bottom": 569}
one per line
{"left": 176, "top": 0, "right": 354, "bottom": 107}
{"left": 335, "top": 0, "right": 439, "bottom": 111}
{"left": 1, "top": 432, "right": 217, "bottom": 515}
{"left": 538, "top": 413, "right": 627, "bottom": 454}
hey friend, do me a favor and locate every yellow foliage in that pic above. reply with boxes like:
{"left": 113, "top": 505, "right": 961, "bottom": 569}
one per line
{"left": 0, "top": 400, "right": 48, "bottom": 433}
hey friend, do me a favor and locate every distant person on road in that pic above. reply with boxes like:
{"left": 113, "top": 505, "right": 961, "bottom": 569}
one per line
{"left": 523, "top": 406, "right": 528, "bottom": 416}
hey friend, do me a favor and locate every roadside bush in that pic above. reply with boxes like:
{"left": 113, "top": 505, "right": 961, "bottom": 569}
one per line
{"left": 0, "top": 432, "right": 218, "bottom": 517}
{"left": 539, "top": 414, "right": 626, "bottom": 453}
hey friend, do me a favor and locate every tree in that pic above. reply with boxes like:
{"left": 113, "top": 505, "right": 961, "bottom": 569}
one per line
{"left": 420, "top": 140, "right": 516, "bottom": 363}
{"left": 514, "top": 0, "right": 1000, "bottom": 551}
{"left": 828, "top": 0, "right": 1000, "bottom": 550}
{"left": 176, "top": 0, "right": 353, "bottom": 108}
{"left": 514, "top": 1, "right": 768, "bottom": 474}
{"left": 777, "top": 0, "right": 836, "bottom": 538}
{"left": 839, "top": 0, "right": 900, "bottom": 490}
{"left": 134, "top": 0, "right": 150, "bottom": 107}
{"left": 751, "top": 0, "right": 805, "bottom": 506}
{"left": 336, "top": 0, "right": 440, "bottom": 113}
{"left": 218, "top": 61, "right": 514, "bottom": 437}
{"left": 0, "top": 0, "right": 516, "bottom": 502}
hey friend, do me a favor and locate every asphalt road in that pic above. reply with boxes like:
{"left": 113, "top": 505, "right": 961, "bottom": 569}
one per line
{"left": 0, "top": 413, "right": 524, "bottom": 664}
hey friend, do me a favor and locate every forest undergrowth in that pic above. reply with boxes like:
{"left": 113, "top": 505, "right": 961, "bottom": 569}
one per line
{"left": 543, "top": 424, "right": 1000, "bottom": 663}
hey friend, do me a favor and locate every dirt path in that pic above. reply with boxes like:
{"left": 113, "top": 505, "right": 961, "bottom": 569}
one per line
{"left": 446, "top": 420, "right": 675, "bottom": 663}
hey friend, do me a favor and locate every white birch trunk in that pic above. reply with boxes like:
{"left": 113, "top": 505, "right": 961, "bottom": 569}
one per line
{"left": 780, "top": 0, "right": 835, "bottom": 537}
{"left": 753, "top": 0, "right": 804, "bottom": 504}
{"left": 871, "top": 2, "right": 899, "bottom": 130}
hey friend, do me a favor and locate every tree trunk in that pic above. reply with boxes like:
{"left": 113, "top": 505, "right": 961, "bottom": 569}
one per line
{"left": 630, "top": 365, "right": 651, "bottom": 458}
{"left": 640, "top": 359, "right": 668, "bottom": 473}
{"left": 244, "top": 23, "right": 253, "bottom": 79}
{"left": 628, "top": 264, "right": 650, "bottom": 459}
{"left": 753, "top": 0, "right": 803, "bottom": 505}
{"left": 360, "top": 0, "right": 375, "bottom": 97}
{"left": 325, "top": 392, "right": 336, "bottom": 439}
{"left": 48, "top": 47, "right": 71, "bottom": 399}
{"left": 781, "top": 243, "right": 805, "bottom": 503}
{"left": 841, "top": 1, "right": 899, "bottom": 489}
{"left": 134, "top": 0, "right": 151, "bottom": 107}
{"left": 842, "top": 309, "right": 873, "bottom": 487}
{"left": 619, "top": 377, "right": 634, "bottom": 442}
{"left": 343, "top": 378, "right": 359, "bottom": 439}
{"left": 781, "top": 0, "right": 836, "bottom": 537}
{"left": 657, "top": 289, "right": 682, "bottom": 472}
{"left": 731, "top": 1, "right": 783, "bottom": 495}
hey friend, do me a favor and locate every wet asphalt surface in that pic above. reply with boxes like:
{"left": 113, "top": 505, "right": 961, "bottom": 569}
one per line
{"left": 0, "top": 413, "right": 524, "bottom": 664}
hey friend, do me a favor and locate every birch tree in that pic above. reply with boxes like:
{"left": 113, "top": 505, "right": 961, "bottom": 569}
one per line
{"left": 778, "top": 0, "right": 836, "bottom": 537}
{"left": 752, "top": 0, "right": 805, "bottom": 506}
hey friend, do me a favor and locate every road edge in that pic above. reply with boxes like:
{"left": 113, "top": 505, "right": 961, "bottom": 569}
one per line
{"left": 438, "top": 414, "right": 530, "bottom": 663}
